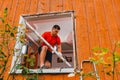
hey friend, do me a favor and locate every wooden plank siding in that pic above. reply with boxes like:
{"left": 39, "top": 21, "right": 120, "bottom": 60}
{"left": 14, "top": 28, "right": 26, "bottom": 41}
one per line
{"left": 111, "top": 0, "right": 120, "bottom": 79}
{"left": 102, "top": 0, "right": 119, "bottom": 80}
{"left": 94, "top": 0, "right": 110, "bottom": 80}
{"left": 0, "top": 0, "right": 120, "bottom": 80}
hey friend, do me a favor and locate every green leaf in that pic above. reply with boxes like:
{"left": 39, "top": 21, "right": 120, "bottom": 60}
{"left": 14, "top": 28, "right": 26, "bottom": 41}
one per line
{"left": 16, "top": 64, "right": 23, "bottom": 69}
{"left": 89, "top": 57, "right": 98, "bottom": 64}
{"left": 0, "top": 55, "right": 5, "bottom": 58}
{"left": 5, "top": 23, "right": 11, "bottom": 29}
{"left": 0, "top": 17, "right": 4, "bottom": 23}
{"left": 13, "top": 26, "right": 17, "bottom": 30}
{"left": 112, "top": 52, "right": 120, "bottom": 62}
{"left": 100, "top": 57, "right": 104, "bottom": 61}
{"left": 27, "top": 58, "right": 31, "bottom": 62}
{"left": 26, "top": 78, "right": 34, "bottom": 80}
{"left": 5, "top": 30, "right": 10, "bottom": 33}
{"left": 2, "top": 40, "right": 8, "bottom": 45}
{"left": 92, "top": 47, "right": 100, "bottom": 51}
{"left": 92, "top": 47, "right": 108, "bottom": 53}
{"left": 0, "top": 51, "right": 6, "bottom": 57}
{"left": 10, "top": 32, "right": 14, "bottom": 37}
{"left": 22, "top": 67, "right": 30, "bottom": 75}
{"left": 4, "top": 8, "right": 8, "bottom": 18}
{"left": 22, "top": 68, "right": 27, "bottom": 75}
{"left": 0, "top": 30, "right": 3, "bottom": 32}
{"left": 106, "top": 71, "right": 111, "bottom": 76}
{"left": 4, "top": 8, "right": 8, "bottom": 13}
{"left": 0, "top": 65, "right": 3, "bottom": 68}
{"left": 118, "top": 41, "right": 120, "bottom": 48}
{"left": 101, "top": 48, "right": 108, "bottom": 53}
{"left": 115, "top": 57, "right": 120, "bottom": 62}
{"left": 30, "top": 61, "right": 34, "bottom": 67}
{"left": 106, "top": 63, "right": 111, "bottom": 67}
{"left": 26, "top": 75, "right": 38, "bottom": 80}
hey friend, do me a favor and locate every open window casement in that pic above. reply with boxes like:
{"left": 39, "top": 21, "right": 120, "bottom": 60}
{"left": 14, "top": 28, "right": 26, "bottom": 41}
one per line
{"left": 10, "top": 11, "right": 77, "bottom": 73}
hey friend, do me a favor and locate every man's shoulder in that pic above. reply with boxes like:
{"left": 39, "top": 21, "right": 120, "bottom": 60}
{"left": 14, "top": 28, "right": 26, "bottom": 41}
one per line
{"left": 56, "top": 35, "right": 60, "bottom": 39}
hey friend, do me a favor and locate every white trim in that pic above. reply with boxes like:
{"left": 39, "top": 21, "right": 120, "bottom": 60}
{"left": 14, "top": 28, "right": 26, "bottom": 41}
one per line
{"left": 10, "top": 68, "right": 74, "bottom": 74}
{"left": 10, "top": 16, "right": 26, "bottom": 73}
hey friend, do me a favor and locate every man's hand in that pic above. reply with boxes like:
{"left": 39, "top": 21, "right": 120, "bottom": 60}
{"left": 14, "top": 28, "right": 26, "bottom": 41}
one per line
{"left": 52, "top": 46, "right": 57, "bottom": 53}
{"left": 57, "top": 52, "right": 62, "bottom": 56}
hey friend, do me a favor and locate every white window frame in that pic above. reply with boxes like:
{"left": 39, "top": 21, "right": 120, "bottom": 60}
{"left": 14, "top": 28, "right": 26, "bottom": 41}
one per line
{"left": 10, "top": 11, "right": 77, "bottom": 74}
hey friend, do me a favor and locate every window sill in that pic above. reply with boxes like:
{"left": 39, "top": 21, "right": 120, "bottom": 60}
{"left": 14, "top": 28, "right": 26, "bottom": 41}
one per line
{"left": 10, "top": 68, "right": 74, "bottom": 74}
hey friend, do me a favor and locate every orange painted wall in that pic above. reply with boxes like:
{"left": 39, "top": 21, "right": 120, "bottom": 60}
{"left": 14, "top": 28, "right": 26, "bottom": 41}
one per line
{"left": 0, "top": 0, "right": 120, "bottom": 80}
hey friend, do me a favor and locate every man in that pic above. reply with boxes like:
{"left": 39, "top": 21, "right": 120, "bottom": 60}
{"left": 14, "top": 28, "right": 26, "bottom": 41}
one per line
{"left": 38, "top": 25, "right": 62, "bottom": 68}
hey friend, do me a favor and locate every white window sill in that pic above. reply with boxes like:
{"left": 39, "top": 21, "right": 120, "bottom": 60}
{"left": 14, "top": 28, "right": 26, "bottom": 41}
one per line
{"left": 10, "top": 68, "right": 74, "bottom": 74}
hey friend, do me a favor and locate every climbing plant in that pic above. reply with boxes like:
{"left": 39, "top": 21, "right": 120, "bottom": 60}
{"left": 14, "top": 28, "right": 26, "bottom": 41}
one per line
{"left": 0, "top": 8, "right": 42, "bottom": 80}
{"left": 0, "top": 8, "right": 17, "bottom": 80}
{"left": 90, "top": 42, "right": 120, "bottom": 80}
{"left": 68, "top": 42, "right": 120, "bottom": 80}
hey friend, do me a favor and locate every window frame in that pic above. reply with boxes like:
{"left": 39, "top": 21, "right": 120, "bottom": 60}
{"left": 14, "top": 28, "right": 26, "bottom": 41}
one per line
{"left": 10, "top": 11, "right": 77, "bottom": 74}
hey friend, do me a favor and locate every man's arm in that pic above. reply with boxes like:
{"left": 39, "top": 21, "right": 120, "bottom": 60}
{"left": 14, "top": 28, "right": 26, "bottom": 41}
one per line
{"left": 37, "top": 39, "right": 42, "bottom": 45}
{"left": 57, "top": 44, "right": 62, "bottom": 52}
{"left": 57, "top": 44, "right": 63, "bottom": 56}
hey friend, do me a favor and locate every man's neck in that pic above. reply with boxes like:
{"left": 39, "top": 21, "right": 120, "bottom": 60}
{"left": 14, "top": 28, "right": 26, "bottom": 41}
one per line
{"left": 51, "top": 32, "right": 57, "bottom": 36}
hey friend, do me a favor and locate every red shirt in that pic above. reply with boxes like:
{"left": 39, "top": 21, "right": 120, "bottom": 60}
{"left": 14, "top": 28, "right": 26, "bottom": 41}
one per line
{"left": 41, "top": 32, "right": 61, "bottom": 51}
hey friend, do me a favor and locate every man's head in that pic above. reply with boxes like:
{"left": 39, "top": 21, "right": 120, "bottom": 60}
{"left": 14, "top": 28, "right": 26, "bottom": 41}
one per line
{"left": 51, "top": 25, "right": 60, "bottom": 36}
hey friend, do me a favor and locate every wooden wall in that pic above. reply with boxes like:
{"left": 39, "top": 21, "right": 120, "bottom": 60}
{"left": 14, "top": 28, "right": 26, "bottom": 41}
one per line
{"left": 0, "top": 0, "right": 120, "bottom": 80}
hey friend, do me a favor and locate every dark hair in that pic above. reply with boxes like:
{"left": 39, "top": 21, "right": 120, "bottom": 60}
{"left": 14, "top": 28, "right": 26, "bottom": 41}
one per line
{"left": 52, "top": 25, "right": 60, "bottom": 30}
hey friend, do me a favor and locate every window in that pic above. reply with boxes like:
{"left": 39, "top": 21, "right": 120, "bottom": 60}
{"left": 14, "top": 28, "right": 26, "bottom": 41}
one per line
{"left": 10, "top": 11, "right": 77, "bottom": 73}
